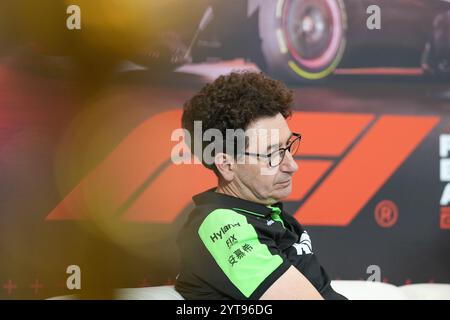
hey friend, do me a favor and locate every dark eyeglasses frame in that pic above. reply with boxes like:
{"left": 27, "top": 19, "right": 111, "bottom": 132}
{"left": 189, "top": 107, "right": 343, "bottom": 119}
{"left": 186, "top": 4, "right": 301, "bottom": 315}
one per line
{"left": 244, "top": 133, "right": 302, "bottom": 167}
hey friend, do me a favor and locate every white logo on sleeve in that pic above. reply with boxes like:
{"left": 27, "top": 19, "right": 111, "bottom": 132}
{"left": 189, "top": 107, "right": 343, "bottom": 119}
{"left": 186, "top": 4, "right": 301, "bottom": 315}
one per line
{"left": 292, "top": 231, "right": 313, "bottom": 255}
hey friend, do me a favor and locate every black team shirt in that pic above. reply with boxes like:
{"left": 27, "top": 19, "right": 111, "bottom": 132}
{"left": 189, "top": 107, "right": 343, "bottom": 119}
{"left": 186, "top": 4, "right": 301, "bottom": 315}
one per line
{"left": 175, "top": 188, "right": 347, "bottom": 300}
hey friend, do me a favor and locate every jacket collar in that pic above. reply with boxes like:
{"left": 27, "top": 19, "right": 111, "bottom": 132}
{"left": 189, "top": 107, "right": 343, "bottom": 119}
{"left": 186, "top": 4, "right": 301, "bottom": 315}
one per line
{"left": 193, "top": 188, "right": 284, "bottom": 218}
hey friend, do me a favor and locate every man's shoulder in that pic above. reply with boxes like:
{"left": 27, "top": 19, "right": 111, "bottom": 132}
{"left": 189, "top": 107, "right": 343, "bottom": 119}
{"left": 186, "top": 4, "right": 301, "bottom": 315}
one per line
{"left": 184, "top": 205, "right": 248, "bottom": 231}
{"left": 197, "top": 208, "right": 250, "bottom": 236}
{"left": 177, "top": 205, "right": 258, "bottom": 245}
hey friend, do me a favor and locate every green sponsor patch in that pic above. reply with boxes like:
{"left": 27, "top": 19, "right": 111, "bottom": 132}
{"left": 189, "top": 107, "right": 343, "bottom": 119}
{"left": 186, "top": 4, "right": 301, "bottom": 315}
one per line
{"left": 198, "top": 209, "right": 283, "bottom": 298}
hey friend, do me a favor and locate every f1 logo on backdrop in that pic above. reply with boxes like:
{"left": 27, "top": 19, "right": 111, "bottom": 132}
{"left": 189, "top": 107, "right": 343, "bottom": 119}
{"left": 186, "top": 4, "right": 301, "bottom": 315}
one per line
{"left": 46, "top": 111, "right": 439, "bottom": 226}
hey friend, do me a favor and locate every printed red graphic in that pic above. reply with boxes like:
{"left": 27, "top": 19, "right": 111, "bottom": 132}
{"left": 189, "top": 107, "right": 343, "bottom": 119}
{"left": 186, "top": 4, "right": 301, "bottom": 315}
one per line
{"left": 46, "top": 111, "right": 439, "bottom": 227}
{"left": 374, "top": 200, "right": 399, "bottom": 228}
{"left": 440, "top": 207, "right": 450, "bottom": 229}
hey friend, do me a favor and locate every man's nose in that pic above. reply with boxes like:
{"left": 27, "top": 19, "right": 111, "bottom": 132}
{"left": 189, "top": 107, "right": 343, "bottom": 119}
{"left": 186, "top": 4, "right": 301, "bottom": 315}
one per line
{"left": 280, "top": 150, "right": 298, "bottom": 173}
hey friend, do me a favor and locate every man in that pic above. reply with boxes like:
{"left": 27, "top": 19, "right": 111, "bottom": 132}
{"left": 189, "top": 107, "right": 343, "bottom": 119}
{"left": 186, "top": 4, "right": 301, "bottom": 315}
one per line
{"left": 175, "top": 71, "right": 346, "bottom": 300}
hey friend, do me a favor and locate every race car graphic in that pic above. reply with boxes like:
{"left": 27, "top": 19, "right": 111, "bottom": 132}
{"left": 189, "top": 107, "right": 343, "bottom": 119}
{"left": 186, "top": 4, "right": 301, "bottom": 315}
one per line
{"left": 2, "top": 0, "right": 450, "bottom": 82}
{"left": 133, "top": 0, "right": 450, "bottom": 82}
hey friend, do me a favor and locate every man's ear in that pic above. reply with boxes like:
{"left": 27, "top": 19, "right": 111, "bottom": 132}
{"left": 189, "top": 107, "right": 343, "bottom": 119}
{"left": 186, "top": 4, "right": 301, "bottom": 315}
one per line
{"left": 214, "top": 152, "right": 235, "bottom": 182}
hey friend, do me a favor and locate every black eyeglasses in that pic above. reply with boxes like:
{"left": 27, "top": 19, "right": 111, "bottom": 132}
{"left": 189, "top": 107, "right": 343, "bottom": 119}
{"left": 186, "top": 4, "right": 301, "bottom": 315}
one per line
{"left": 244, "top": 133, "right": 302, "bottom": 167}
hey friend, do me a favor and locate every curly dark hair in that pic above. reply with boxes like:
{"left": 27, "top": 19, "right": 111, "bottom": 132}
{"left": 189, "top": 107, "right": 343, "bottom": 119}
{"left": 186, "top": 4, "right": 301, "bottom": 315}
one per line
{"left": 182, "top": 71, "right": 293, "bottom": 175}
